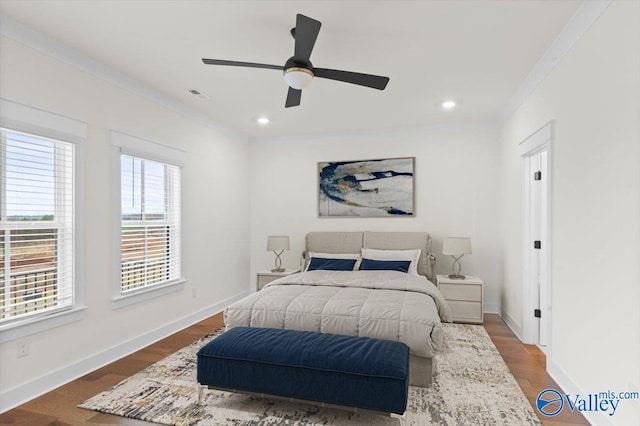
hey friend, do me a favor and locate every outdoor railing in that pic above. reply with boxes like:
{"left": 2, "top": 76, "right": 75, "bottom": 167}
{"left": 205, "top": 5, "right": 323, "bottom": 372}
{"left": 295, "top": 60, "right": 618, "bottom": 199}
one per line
{"left": 121, "top": 260, "right": 168, "bottom": 292}
{"left": 1, "top": 261, "right": 170, "bottom": 316}
{"left": 1, "top": 267, "right": 57, "bottom": 317}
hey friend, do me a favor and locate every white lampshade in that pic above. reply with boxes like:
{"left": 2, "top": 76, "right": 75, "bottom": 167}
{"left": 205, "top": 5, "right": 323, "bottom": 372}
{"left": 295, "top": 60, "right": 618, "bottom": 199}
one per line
{"left": 442, "top": 237, "right": 472, "bottom": 255}
{"left": 267, "top": 235, "right": 290, "bottom": 251}
{"left": 284, "top": 68, "right": 314, "bottom": 90}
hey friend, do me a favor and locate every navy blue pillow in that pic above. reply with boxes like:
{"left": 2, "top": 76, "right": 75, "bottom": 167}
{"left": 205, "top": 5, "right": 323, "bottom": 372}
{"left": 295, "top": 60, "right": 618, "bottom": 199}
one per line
{"left": 307, "top": 257, "right": 357, "bottom": 271}
{"left": 359, "top": 258, "right": 411, "bottom": 273}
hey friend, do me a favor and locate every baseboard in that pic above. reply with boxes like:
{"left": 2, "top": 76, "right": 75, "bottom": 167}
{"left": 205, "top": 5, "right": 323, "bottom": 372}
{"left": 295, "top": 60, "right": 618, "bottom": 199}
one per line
{"left": 501, "top": 310, "right": 524, "bottom": 341}
{"left": 548, "top": 359, "right": 615, "bottom": 426}
{"left": 0, "top": 290, "right": 250, "bottom": 413}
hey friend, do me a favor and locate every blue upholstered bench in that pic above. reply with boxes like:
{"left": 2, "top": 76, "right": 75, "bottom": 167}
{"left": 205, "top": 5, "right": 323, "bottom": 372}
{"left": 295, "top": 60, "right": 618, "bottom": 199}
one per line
{"left": 196, "top": 327, "right": 410, "bottom": 415}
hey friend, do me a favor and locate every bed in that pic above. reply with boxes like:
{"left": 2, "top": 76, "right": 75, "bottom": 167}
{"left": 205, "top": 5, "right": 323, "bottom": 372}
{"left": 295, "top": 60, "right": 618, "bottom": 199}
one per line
{"left": 224, "top": 231, "right": 452, "bottom": 387}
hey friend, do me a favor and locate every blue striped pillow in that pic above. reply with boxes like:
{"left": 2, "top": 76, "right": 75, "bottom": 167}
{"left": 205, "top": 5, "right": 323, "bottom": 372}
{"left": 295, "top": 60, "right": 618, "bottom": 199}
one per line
{"left": 359, "top": 258, "right": 411, "bottom": 273}
{"left": 307, "top": 257, "right": 358, "bottom": 271}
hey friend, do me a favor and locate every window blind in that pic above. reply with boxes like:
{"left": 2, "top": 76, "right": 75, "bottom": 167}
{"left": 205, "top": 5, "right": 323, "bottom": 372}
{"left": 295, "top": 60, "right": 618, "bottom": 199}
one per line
{"left": 120, "top": 154, "right": 181, "bottom": 293}
{"left": 0, "top": 129, "right": 74, "bottom": 323}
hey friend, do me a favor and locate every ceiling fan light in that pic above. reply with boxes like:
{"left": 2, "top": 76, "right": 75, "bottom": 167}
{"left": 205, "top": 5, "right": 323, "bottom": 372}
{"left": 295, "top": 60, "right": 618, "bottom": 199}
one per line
{"left": 284, "top": 67, "right": 314, "bottom": 90}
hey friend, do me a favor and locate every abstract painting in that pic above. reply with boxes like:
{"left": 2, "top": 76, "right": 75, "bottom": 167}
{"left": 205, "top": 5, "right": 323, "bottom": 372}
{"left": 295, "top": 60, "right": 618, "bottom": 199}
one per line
{"left": 318, "top": 157, "right": 415, "bottom": 217}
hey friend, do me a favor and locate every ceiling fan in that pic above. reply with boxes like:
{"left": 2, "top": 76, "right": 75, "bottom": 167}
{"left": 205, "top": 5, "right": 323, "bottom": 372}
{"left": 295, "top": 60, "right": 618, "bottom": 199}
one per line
{"left": 202, "top": 14, "right": 390, "bottom": 108}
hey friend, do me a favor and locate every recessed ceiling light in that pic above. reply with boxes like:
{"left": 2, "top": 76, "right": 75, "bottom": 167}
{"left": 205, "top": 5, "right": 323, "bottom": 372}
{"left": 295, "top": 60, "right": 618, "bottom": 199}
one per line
{"left": 442, "top": 100, "right": 456, "bottom": 110}
{"left": 257, "top": 117, "right": 270, "bottom": 125}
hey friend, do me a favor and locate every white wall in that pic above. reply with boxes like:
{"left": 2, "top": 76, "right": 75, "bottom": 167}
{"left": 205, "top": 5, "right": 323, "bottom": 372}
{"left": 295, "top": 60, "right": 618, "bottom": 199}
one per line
{"left": 0, "top": 35, "right": 251, "bottom": 405}
{"left": 499, "top": 1, "right": 640, "bottom": 424}
{"left": 249, "top": 125, "right": 501, "bottom": 312}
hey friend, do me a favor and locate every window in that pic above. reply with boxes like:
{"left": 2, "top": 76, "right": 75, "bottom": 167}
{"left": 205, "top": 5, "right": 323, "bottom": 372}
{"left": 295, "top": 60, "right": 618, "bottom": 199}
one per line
{"left": 120, "top": 154, "right": 181, "bottom": 294}
{"left": 111, "top": 131, "right": 184, "bottom": 308}
{"left": 0, "top": 129, "right": 74, "bottom": 324}
{"left": 0, "top": 98, "right": 85, "bottom": 342}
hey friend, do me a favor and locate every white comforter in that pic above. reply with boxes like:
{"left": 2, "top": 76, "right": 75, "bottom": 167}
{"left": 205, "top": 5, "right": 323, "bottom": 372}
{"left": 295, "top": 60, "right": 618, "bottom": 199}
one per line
{"left": 224, "top": 270, "right": 452, "bottom": 358}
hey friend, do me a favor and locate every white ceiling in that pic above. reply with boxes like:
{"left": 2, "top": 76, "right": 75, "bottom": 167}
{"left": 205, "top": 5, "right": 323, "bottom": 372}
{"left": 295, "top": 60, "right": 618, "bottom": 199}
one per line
{"left": 0, "top": 0, "right": 582, "bottom": 139}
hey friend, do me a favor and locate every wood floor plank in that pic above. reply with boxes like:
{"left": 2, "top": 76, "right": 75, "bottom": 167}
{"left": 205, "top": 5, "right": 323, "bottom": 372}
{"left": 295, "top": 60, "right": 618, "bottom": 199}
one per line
{"left": 0, "top": 313, "right": 589, "bottom": 425}
{"left": 0, "top": 408, "right": 64, "bottom": 426}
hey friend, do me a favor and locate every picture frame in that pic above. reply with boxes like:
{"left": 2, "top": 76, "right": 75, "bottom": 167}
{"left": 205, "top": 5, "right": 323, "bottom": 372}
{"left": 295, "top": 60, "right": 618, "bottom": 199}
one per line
{"left": 318, "top": 157, "right": 415, "bottom": 217}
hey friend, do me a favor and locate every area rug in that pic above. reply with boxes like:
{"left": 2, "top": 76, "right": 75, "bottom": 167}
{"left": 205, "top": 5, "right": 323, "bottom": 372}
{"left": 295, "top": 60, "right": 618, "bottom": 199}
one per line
{"left": 79, "top": 324, "right": 541, "bottom": 425}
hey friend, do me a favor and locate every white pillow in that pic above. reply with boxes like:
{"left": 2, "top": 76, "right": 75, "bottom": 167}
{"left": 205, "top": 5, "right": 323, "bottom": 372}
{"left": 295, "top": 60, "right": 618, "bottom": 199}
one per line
{"left": 361, "top": 248, "right": 421, "bottom": 276}
{"left": 305, "top": 252, "right": 361, "bottom": 271}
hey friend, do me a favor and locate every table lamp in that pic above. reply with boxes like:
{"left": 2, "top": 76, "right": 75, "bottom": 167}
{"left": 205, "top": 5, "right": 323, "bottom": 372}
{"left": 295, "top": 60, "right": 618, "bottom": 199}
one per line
{"left": 267, "top": 235, "right": 290, "bottom": 272}
{"left": 442, "top": 237, "right": 472, "bottom": 279}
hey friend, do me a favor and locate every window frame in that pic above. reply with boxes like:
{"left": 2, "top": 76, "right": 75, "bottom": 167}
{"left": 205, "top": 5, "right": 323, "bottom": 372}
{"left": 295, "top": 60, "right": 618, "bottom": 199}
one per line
{"left": 110, "top": 131, "right": 185, "bottom": 309}
{"left": 0, "top": 98, "right": 86, "bottom": 343}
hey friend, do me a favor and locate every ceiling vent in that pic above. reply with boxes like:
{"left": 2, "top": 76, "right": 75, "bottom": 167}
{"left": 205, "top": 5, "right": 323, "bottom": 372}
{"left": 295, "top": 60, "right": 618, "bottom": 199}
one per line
{"left": 187, "top": 88, "right": 209, "bottom": 99}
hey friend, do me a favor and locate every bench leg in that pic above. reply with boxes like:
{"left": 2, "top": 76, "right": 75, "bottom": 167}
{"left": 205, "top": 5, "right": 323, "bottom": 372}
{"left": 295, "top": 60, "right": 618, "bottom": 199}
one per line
{"left": 197, "top": 384, "right": 206, "bottom": 404}
{"left": 391, "top": 412, "right": 406, "bottom": 425}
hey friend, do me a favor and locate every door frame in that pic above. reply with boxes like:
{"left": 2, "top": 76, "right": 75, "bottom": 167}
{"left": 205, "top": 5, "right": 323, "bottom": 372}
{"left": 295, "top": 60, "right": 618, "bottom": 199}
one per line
{"left": 519, "top": 121, "right": 553, "bottom": 351}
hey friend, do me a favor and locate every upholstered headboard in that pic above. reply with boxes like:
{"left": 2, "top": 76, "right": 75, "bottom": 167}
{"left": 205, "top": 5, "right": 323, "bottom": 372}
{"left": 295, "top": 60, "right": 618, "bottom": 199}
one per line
{"left": 305, "top": 231, "right": 435, "bottom": 280}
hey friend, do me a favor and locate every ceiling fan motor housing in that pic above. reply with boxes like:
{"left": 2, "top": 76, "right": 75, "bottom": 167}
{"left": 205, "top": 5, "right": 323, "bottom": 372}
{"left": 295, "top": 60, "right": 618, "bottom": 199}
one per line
{"left": 284, "top": 57, "right": 314, "bottom": 89}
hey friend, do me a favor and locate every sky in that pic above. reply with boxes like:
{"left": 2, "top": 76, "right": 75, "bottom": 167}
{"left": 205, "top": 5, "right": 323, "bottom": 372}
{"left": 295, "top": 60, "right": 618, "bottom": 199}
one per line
{"left": 1, "top": 131, "right": 167, "bottom": 221}
{"left": 3, "top": 131, "right": 56, "bottom": 220}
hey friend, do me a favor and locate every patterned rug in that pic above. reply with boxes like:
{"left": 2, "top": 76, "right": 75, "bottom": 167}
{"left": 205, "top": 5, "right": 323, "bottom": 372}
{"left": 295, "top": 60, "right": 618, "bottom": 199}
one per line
{"left": 79, "top": 324, "right": 541, "bottom": 425}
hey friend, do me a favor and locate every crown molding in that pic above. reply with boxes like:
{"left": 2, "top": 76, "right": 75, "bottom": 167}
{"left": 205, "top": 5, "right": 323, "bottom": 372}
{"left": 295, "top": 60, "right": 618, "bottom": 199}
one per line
{"left": 0, "top": 16, "right": 249, "bottom": 144}
{"left": 497, "top": 0, "right": 612, "bottom": 123}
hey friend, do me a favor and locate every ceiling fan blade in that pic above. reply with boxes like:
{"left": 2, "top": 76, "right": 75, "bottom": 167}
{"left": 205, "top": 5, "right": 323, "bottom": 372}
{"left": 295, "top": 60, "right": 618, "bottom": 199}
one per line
{"left": 294, "top": 14, "right": 321, "bottom": 62}
{"left": 202, "top": 58, "right": 283, "bottom": 71}
{"left": 314, "top": 68, "right": 390, "bottom": 90}
{"left": 285, "top": 87, "right": 302, "bottom": 108}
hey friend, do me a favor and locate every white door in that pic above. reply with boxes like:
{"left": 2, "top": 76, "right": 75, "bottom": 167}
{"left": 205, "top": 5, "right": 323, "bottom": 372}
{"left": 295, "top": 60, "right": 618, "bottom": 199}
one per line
{"left": 519, "top": 121, "right": 553, "bottom": 350}
{"left": 538, "top": 150, "right": 549, "bottom": 347}
{"left": 529, "top": 150, "right": 549, "bottom": 347}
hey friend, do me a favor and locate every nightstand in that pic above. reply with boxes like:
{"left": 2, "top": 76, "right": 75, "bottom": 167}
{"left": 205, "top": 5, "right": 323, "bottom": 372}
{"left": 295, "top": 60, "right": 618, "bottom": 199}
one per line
{"left": 256, "top": 269, "right": 299, "bottom": 291}
{"left": 436, "top": 274, "right": 483, "bottom": 324}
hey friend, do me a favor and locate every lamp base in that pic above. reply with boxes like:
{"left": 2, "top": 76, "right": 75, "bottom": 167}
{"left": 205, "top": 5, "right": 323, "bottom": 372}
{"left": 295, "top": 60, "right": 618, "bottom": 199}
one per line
{"left": 448, "top": 274, "right": 466, "bottom": 280}
{"left": 271, "top": 268, "right": 285, "bottom": 273}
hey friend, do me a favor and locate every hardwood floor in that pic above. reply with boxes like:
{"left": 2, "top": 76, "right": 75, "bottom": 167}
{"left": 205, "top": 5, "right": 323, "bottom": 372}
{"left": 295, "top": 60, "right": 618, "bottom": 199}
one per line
{"left": 0, "top": 313, "right": 588, "bottom": 425}
{"left": 483, "top": 314, "right": 589, "bottom": 426}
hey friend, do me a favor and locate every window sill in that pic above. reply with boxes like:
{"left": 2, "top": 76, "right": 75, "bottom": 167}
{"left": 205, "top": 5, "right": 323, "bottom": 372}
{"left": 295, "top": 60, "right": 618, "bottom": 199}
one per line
{"left": 111, "top": 279, "right": 186, "bottom": 310}
{"left": 0, "top": 305, "right": 87, "bottom": 343}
